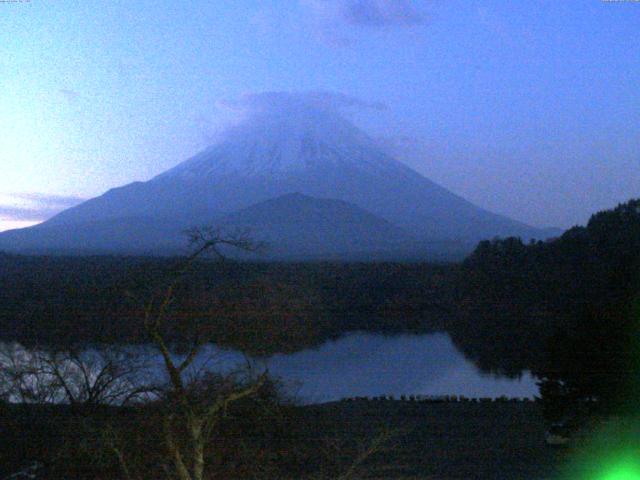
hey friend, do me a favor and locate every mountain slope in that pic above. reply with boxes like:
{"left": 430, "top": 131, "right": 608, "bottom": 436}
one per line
{"left": 0, "top": 216, "right": 195, "bottom": 255}
{"left": 0, "top": 194, "right": 415, "bottom": 259}
{"left": 220, "top": 192, "right": 415, "bottom": 258}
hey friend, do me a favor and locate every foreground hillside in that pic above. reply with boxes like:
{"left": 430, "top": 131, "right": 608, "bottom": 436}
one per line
{"left": 1, "top": 400, "right": 563, "bottom": 480}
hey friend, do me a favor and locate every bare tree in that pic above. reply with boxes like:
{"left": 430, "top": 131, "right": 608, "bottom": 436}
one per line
{"left": 0, "top": 342, "right": 151, "bottom": 406}
{"left": 129, "top": 227, "right": 268, "bottom": 480}
{"left": 311, "top": 426, "right": 403, "bottom": 480}
{"left": 0, "top": 342, "right": 58, "bottom": 404}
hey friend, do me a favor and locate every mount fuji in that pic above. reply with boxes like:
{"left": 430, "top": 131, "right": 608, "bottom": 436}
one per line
{"left": 0, "top": 100, "right": 557, "bottom": 259}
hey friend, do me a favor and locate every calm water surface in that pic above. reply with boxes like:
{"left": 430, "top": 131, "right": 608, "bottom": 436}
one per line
{"left": 1, "top": 333, "right": 538, "bottom": 404}
{"left": 192, "top": 332, "right": 538, "bottom": 404}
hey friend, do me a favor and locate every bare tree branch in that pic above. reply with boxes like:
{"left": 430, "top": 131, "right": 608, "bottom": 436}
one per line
{"left": 131, "top": 227, "right": 269, "bottom": 480}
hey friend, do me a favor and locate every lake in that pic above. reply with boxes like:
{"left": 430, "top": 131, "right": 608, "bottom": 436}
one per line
{"left": 190, "top": 332, "right": 538, "bottom": 404}
{"left": 1, "top": 333, "right": 538, "bottom": 405}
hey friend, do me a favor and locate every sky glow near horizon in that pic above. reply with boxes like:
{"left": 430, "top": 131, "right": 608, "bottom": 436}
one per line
{"left": 1, "top": 0, "right": 639, "bottom": 232}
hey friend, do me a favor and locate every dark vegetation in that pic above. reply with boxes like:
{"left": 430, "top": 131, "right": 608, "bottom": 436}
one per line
{"left": 0, "top": 256, "right": 452, "bottom": 355}
{"left": 453, "top": 199, "right": 640, "bottom": 418}
{"left": 0, "top": 400, "right": 564, "bottom": 480}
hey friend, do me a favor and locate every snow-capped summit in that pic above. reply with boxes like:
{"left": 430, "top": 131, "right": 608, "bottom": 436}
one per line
{"left": 157, "top": 102, "right": 399, "bottom": 181}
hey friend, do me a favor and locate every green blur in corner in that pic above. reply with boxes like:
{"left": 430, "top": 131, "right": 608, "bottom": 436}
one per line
{"left": 559, "top": 416, "right": 640, "bottom": 480}
{"left": 598, "top": 457, "right": 640, "bottom": 480}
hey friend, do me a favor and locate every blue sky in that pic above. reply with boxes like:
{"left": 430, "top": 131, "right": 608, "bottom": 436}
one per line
{"left": 1, "top": 0, "right": 638, "bottom": 231}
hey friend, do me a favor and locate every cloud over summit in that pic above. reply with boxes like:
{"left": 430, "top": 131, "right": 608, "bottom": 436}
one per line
{"left": 227, "top": 91, "right": 386, "bottom": 112}
{"left": 342, "top": 0, "right": 424, "bottom": 26}
{"left": 303, "top": 0, "right": 425, "bottom": 28}
{"left": 213, "top": 91, "right": 386, "bottom": 129}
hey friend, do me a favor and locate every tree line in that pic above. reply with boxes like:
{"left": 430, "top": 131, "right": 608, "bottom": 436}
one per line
{"left": 0, "top": 252, "right": 452, "bottom": 355}
{"left": 453, "top": 198, "right": 640, "bottom": 418}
